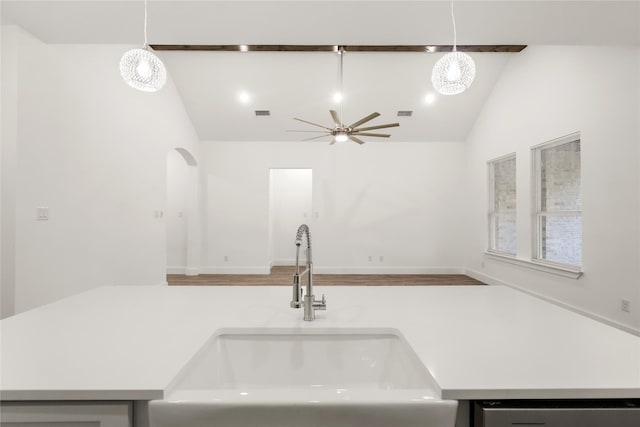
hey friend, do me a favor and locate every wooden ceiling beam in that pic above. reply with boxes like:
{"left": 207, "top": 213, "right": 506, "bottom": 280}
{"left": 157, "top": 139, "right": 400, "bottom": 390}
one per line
{"left": 149, "top": 44, "right": 527, "bottom": 53}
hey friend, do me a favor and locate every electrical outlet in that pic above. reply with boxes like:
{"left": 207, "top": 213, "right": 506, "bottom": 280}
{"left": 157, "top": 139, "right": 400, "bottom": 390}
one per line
{"left": 379, "top": 255, "right": 384, "bottom": 262}
{"left": 224, "top": 255, "right": 229, "bottom": 262}
{"left": 368, "top": 255, "right": 372, "bottom": 262}
{"left": 36, "top": 207, "right": 49, "bottom": 221}
{"left": 621, "top": 299, "right": 631, "bottom": 313}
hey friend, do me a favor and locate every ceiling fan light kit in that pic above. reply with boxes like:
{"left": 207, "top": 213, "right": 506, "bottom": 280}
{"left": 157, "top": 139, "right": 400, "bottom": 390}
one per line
{"left": 121, "top": 0, "right": 167, "bottom": 92}
{"left": 335, "top": 132, "right": 349, "bottom": 143}
{"left": 293, "top": 110, "right": 399, "bottom": 145}
{"left": 431, "top": 0, "right": 476, "bottom": 96}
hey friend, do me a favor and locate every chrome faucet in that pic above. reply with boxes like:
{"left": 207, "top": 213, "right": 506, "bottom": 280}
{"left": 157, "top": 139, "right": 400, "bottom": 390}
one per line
{"left": 290, "top": 224, "right": 326, "bottom": 321}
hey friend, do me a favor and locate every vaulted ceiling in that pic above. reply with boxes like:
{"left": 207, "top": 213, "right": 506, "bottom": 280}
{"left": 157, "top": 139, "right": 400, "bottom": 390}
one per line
{"left": 2, "top": 1, "right": 639, "bottom": 142}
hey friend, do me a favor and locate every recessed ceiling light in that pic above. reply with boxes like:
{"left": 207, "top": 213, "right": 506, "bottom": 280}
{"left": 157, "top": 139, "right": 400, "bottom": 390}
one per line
{"left": 239, "top": 44, "right": 249, "bottom": 52}
{"left": 333, "top": 92, "right": 343, "bottom": 103}
{"left": 239, "top": 91, "right": 250, "bottom": 103}
{"left": 425, "top": 93, "right": 436, "bottom": 104}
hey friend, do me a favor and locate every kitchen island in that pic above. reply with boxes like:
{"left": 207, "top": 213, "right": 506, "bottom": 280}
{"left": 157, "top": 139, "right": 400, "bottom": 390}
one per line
{"left": 1, "top": 285, "right": 639, "bottom": 426}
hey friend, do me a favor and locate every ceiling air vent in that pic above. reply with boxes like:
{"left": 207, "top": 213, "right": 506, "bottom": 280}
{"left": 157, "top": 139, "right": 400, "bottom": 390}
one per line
{"left": 397, "top": 110, "right": 413, "bottom": 117}
{"left": 255, "top": 110, "right": 271, "bottom": 116}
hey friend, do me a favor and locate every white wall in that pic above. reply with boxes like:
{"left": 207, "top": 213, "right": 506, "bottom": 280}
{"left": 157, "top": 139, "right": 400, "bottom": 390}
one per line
{"left": 166, "top": 150, "right": 190, "bottom": 272}
{"left": 1, "top": 26, "right": 19, "bottom": 318}
{"left": 1, "top": 26, "right": 200, "bottom": 314}
{"left": 204, "top": 141, "right": 467, "bottom": 274}
{"left": 464, "top": 46, "right": 640, "bottom": 332}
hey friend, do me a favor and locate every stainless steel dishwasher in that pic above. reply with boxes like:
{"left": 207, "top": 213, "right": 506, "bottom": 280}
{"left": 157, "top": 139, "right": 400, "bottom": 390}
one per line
{"left": 474, "top": 400, "right": 640, "bottom": 427}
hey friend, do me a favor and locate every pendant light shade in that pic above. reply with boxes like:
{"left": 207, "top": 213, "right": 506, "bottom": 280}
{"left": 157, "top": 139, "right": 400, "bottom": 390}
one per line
{"left": 432, "top": 0, "right": 475, "bottom": 95}
{"left": 120, "top": 0, "right": 166, "bottom": 92}
{"left": 431, "top": 51, "right": 476, "bottom": 95}
{"left": 120, "top": 47, "right": 167, "bottom": 92}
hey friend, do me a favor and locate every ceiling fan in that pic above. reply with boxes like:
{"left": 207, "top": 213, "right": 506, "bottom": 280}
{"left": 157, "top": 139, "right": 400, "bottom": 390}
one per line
{"left": 291, "top": 47, "right": 399, "bottom": 145}
{"left": 293, "top": 111, "right": 399, "bottom": 145}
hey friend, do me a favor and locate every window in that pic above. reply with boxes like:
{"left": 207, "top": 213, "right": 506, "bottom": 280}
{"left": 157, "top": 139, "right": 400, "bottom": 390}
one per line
{"left": 488, "top": 154, "right": 516, "bottom": 255}
{"left": 533, "top": 133, "right": 581, "bottom": 267}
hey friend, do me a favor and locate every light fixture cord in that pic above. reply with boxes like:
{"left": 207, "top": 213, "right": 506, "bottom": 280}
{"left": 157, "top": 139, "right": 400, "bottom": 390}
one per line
{"left": 450, "top": 0, "right": 457, "bottom": 52}
{"left": 339, "top": 47, "right": 344, "bottom": 125}
{"left": 143, "top": 0, "right": 148, "bottom": 47}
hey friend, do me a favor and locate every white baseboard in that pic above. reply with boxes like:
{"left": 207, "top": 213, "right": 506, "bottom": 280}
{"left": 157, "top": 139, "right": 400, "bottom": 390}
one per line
{"left": 185, "top": 267, "right": 200, "bottom": 276}
{"left": 314, "top": 266, "right": 465, "bottom": 274}
{"left": 462, "top": 269, "right": 512, "bottom": 287}
{"left": 270, "top": 260, "right": 296, "bottom": 267}
{"left": 166, "top": 267, "right": 186, "bottom": 275}
{"left": 200, "top": 266, "right": 271, "bottom": 274}
{"left": 465, "top": 268, "right": 640, "bottom": 337}
{"left": 194, "top": 266, "right": 465, "bottom": 275}
{"left": 166, "top": 267, "right": 202, "bottom": 276}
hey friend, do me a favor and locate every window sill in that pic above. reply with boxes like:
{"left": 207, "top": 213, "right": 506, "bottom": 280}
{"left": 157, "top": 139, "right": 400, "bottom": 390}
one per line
{"left": 484, "top": 251, "right": 583, "bottom": 279}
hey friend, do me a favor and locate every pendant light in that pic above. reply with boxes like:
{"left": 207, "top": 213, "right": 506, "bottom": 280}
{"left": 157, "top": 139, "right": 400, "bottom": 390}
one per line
{"left": 120, "top": 0, "right": 167, "bottom": 92}
{"left": 431, "top": 0, "right": 476, "bottom": 95}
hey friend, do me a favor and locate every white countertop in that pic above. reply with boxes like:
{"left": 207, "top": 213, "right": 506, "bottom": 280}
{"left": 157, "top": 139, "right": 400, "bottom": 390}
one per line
{"left": 1, "top": 285, "right": 639, "bottom": 401}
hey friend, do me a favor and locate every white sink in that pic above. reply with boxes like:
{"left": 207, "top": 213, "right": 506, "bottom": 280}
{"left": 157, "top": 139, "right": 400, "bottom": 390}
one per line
{"left": 149, "top": 328, "right": 457, "bottom": 427}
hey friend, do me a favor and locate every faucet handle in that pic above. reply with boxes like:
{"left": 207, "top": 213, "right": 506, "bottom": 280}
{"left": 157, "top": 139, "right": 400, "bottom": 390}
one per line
{"left": 313, "top": 294, "right": 327, "bottom": 310}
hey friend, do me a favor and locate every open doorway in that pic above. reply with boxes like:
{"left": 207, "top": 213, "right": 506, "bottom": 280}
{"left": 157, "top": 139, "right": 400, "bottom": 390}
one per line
{"left": 166, "top": 148, "right": 199, "bottom": 275}
{"left": 269, "top": 169, "right": 313, "bottom": 268}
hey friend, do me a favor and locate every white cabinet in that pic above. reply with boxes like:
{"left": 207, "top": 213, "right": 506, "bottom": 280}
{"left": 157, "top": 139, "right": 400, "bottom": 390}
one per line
{"left": 0, "top": 402, "right": 131, "bottom": 427}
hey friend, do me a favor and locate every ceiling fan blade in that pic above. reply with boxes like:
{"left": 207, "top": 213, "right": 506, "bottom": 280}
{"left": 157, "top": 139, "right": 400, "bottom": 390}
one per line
{"left": 293, "top": 117, "right": 333, "bottom": 131}
{"left": 348, "top": 135, "right": 366, "bottom": 145}
{"left": 329, "top": 110, "right": 342, "bottom": 126}
{"left": 354, "top": 132, "right": 391, "bottom": 137}
{"left": 355, "top": 123, "right": 400, "bottom": 132}
{"left": 302, "top": 133, "right": 331, "bottom": 141}
{"left": 349, "top": 112, "right": 380, "bottom": 129}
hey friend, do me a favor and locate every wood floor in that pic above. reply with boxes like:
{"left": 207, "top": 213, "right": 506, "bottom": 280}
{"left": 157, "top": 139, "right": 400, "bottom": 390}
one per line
{"left": 167, "top": 266, "right": 485, "bottom": 286}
